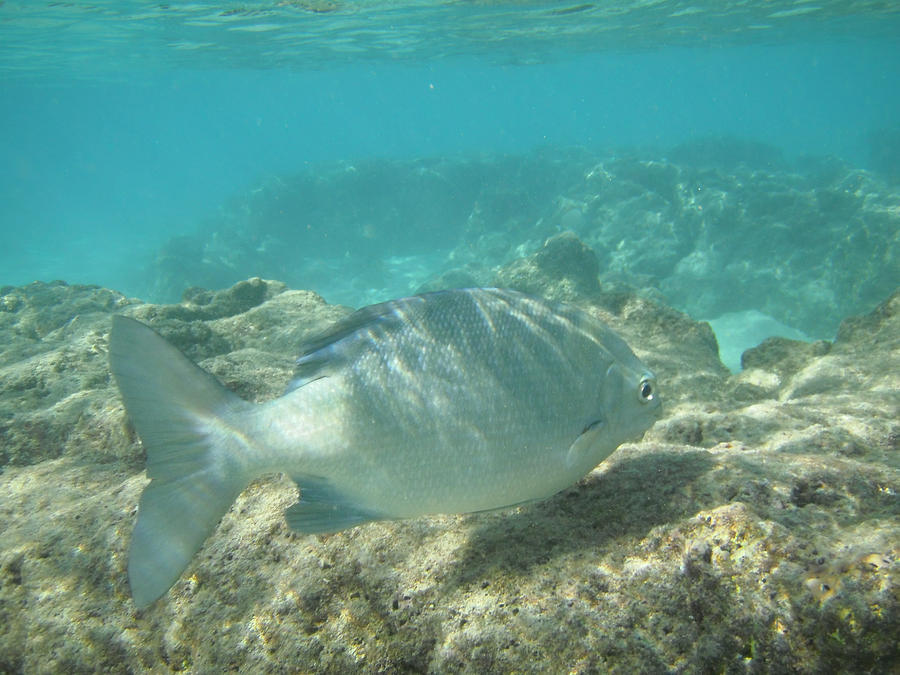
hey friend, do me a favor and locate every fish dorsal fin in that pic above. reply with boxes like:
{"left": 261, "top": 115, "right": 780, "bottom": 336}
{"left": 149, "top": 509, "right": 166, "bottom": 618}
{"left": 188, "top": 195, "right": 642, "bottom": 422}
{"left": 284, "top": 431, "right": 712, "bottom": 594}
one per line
{"left": 286, "top": 294, "right": 428, "bottom": 392}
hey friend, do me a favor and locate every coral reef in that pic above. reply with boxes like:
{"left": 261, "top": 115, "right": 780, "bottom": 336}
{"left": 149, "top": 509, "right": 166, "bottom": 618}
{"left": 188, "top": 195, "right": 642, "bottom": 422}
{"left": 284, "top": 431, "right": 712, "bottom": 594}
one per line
{"left": 0, "top": 267, "right": 896, "bottom": 672}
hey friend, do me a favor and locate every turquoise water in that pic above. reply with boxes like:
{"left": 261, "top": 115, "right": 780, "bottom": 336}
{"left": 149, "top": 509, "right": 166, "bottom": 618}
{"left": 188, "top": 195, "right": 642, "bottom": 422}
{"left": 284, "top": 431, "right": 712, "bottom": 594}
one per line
{"left": 2, "top": 1, "right": 899, "bottom": 342}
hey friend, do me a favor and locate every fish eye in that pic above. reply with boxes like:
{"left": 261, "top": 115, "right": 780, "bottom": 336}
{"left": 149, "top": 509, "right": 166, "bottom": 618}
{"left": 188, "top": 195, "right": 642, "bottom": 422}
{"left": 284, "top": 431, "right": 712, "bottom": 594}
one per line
{"left": 638, "top": 378, "right": 654, "bottom": 403}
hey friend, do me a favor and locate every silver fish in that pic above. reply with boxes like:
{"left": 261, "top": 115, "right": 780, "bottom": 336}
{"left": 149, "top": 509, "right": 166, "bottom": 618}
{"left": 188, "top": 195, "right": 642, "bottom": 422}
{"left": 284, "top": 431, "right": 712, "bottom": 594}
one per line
{"left": 109, "top": 288, "right": 661, "bottom": 607}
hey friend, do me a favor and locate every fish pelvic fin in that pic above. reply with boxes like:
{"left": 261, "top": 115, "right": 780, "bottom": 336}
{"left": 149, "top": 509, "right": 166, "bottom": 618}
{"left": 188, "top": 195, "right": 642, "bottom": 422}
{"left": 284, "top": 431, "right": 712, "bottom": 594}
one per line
{"left": 109, "top": 315, "right": 255, "bottom": 608}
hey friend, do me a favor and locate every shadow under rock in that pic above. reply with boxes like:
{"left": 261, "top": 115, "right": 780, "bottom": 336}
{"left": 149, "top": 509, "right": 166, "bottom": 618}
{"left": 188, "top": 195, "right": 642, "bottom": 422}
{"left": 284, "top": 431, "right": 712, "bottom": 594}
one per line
{"left": 444, "top": 448, "right": 717, "bottom": 590}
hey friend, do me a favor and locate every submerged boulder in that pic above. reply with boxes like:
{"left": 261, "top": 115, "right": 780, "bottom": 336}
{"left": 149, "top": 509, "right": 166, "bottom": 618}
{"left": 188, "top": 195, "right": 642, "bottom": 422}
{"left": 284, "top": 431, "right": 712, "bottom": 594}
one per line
{"left": 494, "top": 231, "right": 601, "bottom": 301}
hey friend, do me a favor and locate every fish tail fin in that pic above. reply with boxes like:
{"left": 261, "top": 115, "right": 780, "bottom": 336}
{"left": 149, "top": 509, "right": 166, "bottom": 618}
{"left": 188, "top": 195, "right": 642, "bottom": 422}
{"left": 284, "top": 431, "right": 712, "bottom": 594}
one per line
{"left": 109, "top": 315, "right": 255, "bottom": 608}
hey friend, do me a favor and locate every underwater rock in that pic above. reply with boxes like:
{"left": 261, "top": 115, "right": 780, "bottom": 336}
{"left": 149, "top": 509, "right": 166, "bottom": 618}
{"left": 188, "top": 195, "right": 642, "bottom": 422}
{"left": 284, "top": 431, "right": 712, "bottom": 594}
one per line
{"left": 139, "top": 147, "right": 898, "bottom": 340}
{"left": 144, "top": 152, "right": 591, "bottom": 305}
{"left": 0, "top": 279, "right": 897, "bottom": 673}
{"left": 415, "top": 267, "right": 486, "bottom": 295}
{"left": 0, "top": 281, "right": 136, "bottom": 466}
{"left": 834, "top": 287, "right": 899, "bottom": 350}
{"left": 493, "top": 231, "right": 601, "bottom": 301}
{"left": 740, "top": 336, "right": 832, "bottom": 379}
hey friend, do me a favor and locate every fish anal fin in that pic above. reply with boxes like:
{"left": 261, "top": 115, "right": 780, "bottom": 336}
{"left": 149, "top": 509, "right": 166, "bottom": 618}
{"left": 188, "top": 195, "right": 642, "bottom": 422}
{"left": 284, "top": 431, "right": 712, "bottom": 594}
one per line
{"left": 285, "top": 477, "right": 380, "bottom": 534}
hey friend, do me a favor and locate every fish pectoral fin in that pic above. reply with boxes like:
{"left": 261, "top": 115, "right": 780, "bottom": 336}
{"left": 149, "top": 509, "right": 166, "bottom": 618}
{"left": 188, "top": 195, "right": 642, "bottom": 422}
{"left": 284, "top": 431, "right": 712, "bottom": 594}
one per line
{"left": 285, "top": 476, "right": 380, "bottom": 534}
{"left": 565, "top": 418, "right": 604, "bottom": 469}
